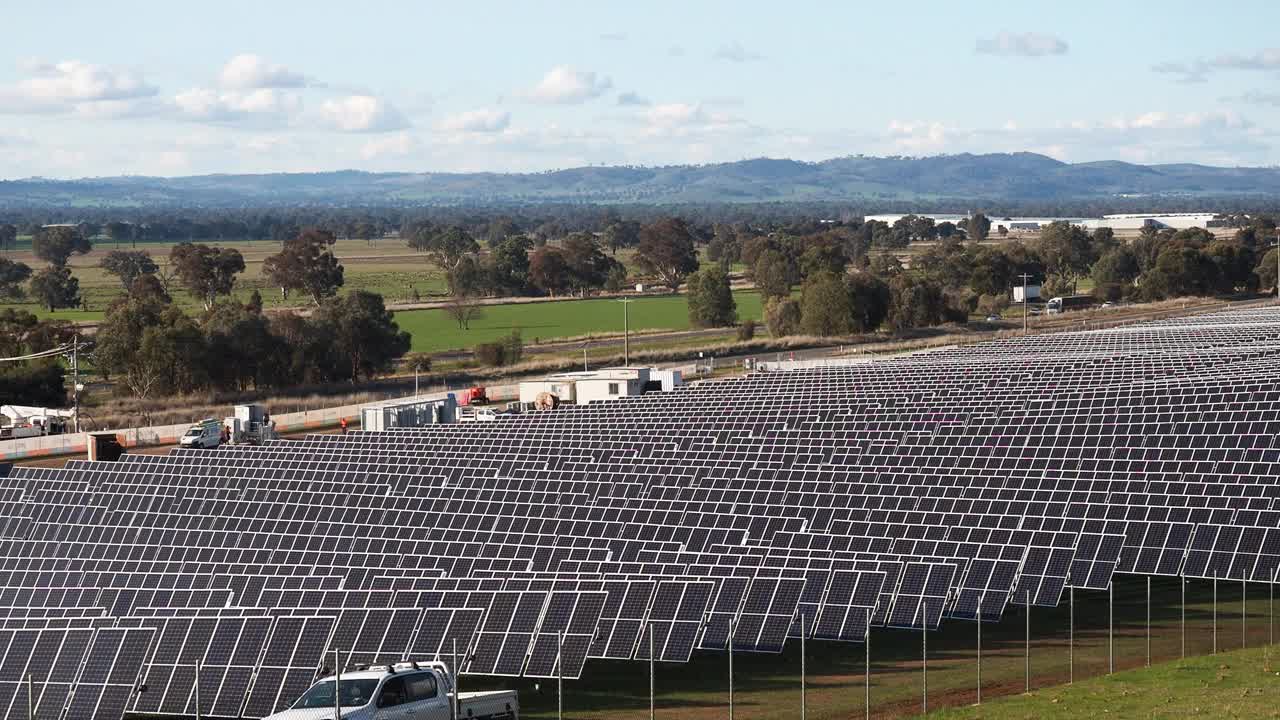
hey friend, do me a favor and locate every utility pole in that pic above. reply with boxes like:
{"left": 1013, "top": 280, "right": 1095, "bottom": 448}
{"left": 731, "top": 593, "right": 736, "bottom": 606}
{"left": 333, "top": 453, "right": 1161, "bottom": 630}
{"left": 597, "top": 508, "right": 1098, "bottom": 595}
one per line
{"left": 71, "top": 333, "right": 80, "bottom": 433}
{"left": 1019, "top": 273, "right": 1032, "bottom": 335}
{"left": 618, "top": 298, "right": 633, "bottom": 365}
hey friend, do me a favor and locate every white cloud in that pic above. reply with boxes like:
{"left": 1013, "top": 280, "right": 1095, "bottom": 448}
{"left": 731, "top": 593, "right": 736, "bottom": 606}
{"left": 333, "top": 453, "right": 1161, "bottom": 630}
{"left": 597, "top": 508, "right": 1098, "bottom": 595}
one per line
{"left": 218, "top": 54, "right": 308, "bottom": 89}
{"left": 174, "top": 87, "right": 303, "bottom": 126}
{"left": 888, "top": 120, "right": 949, "bottom": 152}
{"left": 320, "top": 95, "right": 409, "bottom": 132}
{"left": 617, "top": 91, "right": 651, "bottom": 107}
{"left": 1228, "top": 91, "right": 1280, "bottom": 106}
{"left": 713, "top": 42, "right": 764, "bottom": 63}
{"left": 0, "top": 60, "right": 157, "bottom": 114}
{"left": 361, "top": 131, "right": 417, "bottom": 159}
{"left": 1154, "top": 47, "right": 1280, "bottom": 82}
{"left": 438, "top": 108, "right": 511, "bottom": 133}
{"left": 599, "top": 32, "right": 627, "bottom": 42}
{"left": 975, "top": 32, "right": 1069, "bottom": 57}
{"left": 646, "top": 102, "right": 704, "bottom": 128}
{"left": 526, "top": 66, "right": 612, "bottom": 104}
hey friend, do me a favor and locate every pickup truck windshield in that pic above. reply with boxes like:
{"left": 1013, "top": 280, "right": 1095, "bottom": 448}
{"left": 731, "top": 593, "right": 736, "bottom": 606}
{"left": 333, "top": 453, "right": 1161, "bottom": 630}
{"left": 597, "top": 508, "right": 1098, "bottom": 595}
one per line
{"left": 290, "top": 679, "right": 379, "bottom": 708}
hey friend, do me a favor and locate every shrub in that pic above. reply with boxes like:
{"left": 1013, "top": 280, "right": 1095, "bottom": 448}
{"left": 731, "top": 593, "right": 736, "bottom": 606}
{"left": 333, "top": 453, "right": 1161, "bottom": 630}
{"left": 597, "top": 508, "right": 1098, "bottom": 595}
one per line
{"left": 737, "top": 319, "right": 757, "bottom": 341}
{"left": 764, "top": 297, "right": 801, "bottom": 337}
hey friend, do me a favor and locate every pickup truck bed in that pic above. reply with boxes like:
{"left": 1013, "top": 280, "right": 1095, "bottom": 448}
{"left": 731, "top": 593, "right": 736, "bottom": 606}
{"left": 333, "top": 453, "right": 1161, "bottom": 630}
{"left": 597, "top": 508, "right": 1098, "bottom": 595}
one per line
{"left": 456, "top": 689, "right": 519, "bottom": 718}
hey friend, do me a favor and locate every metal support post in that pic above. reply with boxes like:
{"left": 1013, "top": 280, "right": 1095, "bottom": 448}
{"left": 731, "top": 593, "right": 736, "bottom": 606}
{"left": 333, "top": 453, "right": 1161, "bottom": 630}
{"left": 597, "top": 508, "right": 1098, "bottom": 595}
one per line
{"left": 1108, "top": 582, "right": 1114, "bottom": 674}
{"left": 333, "top": 648, "right": 340, "bottom": 720}
{"left": 864, "top": 626, "right": 871, "bottom": 720}
{"left": 26, "top": 673, "right": 33, "bottom": 720}
{"left": 1271, "top": 568, "right": 1275, "bottom": 647}
{"left": 728, "top": 619, "right": 734, "bottom": 720}
{"left": 557, "top": 631, "right": 564, "bottom": 720}
{"left": 800, "top": 614, "right": 807, "bottom": 720}
{"left": 619, "top": 298, "right": 632, "bottom": 366}
{"left": 1214, "top": 574, "right": 1219, "bottom": 654}
{"left": 977, "top": 614, "right": 982, "bottom": 704}
{"left": 922, "top": 602, "right": 928, "bottom": 715}
{"left": 1025, "top": 603, "right": 1031, "bottom": 693}
{"left": 1181, "top": 578, "right": 1186, "bottom": 660}
{"left": 649, "top": 625, "right": 655, "bottom": 720}
{"left": 1243, "top": 574, "right": 1248, "bottom": 650}
{"left": 1069, "top": 586, "right": 1074, "bottom": 683}
{"left": 452, "top": 639, "right": 459, "bottom": 720}
{"left": 1146, "top": 576, "right": 1151, "bottom": 667}
{"left": 195, "top": 657, "right": 202, "bottom": 720}
{"left": 1020, "top": 273, "right": 1031, "bottom": 334}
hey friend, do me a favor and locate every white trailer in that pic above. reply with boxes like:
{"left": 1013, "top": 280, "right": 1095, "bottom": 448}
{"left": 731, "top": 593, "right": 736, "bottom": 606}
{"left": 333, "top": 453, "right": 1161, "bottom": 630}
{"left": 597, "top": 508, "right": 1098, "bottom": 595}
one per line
{"left": 1013, "top": 285, "right": 1041, "bottom": 303}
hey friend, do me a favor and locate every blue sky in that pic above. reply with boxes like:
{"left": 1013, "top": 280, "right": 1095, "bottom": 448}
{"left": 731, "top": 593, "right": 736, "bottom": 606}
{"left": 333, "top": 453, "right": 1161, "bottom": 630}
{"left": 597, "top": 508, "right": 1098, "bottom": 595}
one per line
{"left": 2, "top": 0, "right": 1278, "bottom": 178}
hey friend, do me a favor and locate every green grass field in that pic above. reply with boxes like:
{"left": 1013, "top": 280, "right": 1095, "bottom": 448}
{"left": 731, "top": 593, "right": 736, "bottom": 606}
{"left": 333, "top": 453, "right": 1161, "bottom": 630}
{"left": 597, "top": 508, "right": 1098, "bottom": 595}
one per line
{"left": 396, "top": 291, "right": 763, "bottom": 353}
{"left": 473, "top": 576, "right": 1280, "bottom": 720}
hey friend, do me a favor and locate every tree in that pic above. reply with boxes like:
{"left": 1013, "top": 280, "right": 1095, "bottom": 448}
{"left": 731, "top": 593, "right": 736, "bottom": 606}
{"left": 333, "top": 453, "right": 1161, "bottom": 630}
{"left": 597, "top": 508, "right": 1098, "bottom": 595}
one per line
{"left": 886, "top": 273, "right": 946, "bottom": 331}
{"left": 967, "top": 246, "right": 1014, "bottom": 297}
{"left": 99, "top": 250, "right": 158, "bottom": 290}
{"left": 0, "top": 258, "right": 32, "bottom": 299}
{"left": 706, "top": 224, "right": 741, "bottom": 268}
{"left": 602, "top": 220, "right": 641, "bottom": 255}
{"left": 263, "top": 229, "right": 345, "bottom": 305}
{"left": 314, "top": 291, "right": 410, "bottom": 382}
{"left": 1091, "top": 246, "right": 1140, "bottom": 300}
{"left": 963, "top": 213, "right": 991, "bottom": 242}
{"left": 1255, "top": 248, "right": 1279, "bottom": 293}
{"left": 868, "top": 253, "right": 904, "bottom": 278}
{"left": 28, "top": 266, "right": 80, "bottom": 312}
{"left": 799, "top": 243, "right": 847, "bottom": 279}
{"left": 686, "top": 266, "right": 737, "bottom": 328}
{"left": 913, "top": 239, "right": 972, "bottom": 291}
{"left": 847, "top": 272, "right": 891, "bottom": 332}
{"left": 1145, "top": 246, "right": 1218, "bottom": 299}
{"left": 169, "top": 243, "right": 245, "bottom": 310}
{"left": 752, "top": 249, "right": 795, "bottom": 301}
{"left": 800, "top": 271, "right": 855, "bottom": 336}
{"left": 446, "top": 255, "right": 487, "bottom": 297}
{"left": 529, "top": 247, "right": 572, "bottom": 296}
{"left": 764, "top": 297, "right": 801, "bottom": 337}
{"left": 0, "top": 224, "right": 16, "bottom": 252}
{"left": 489, "top": 236, "right": 532, "bottom": 295}
{"left": 636, "top": 217, "right": 699, "bottom": 291}
{"left": 1205, "top": 239, "right": 1257, "bottom": 293}
{"left": 32, "top": 226, "right": 91, "bottom": 267}
{"left": 444, "top": 293, "right": 485, "bottom": 330}
{"left": 423, "top": 226, "right": 479, "bottom": 273}
{"left": 1036, "top": 221, "right": 1096, "bottom": 291}
{"left": 103, "top": 221, "right": 132, "bottom": 248}
{"left": 561, "top": 233, "right": 614, "bottom": 293}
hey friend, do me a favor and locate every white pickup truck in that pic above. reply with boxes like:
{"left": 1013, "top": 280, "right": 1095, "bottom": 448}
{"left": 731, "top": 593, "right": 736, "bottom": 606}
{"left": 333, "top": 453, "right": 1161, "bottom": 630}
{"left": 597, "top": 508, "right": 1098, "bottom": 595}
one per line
{"left": 263, "top": 661, "right": 517, "bottom": 720}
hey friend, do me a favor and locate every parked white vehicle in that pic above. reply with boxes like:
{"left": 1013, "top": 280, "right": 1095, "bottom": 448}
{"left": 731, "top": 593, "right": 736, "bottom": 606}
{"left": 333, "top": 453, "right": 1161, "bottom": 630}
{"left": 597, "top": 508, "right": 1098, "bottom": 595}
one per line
{"left": 178, "top": 418, "right": 222, "bottom": 448}
{"left": 263, "top": 661, "right": 517, "bottom": 720}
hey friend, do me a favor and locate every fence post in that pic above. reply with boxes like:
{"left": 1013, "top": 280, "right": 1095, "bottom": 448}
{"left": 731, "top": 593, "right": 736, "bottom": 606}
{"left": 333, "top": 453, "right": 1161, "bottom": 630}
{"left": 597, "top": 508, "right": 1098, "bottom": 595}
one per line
{"left": 1069, "top": 586, "right": 1074, "bottom": 684}
{"left": 1108, "top": 582, "right": 1114, "bottom": 674}
{"left": 452, "top": 639, "right": 459, "bottom": 720}
{"left": 1025, "top": 602, "right": 1031, "bottom": 693}
{"left": 1181, "top": 577, "right": 1186, "bottom": 660}
{"left": 333, "top": 648, "right": 340, "bottom": 720}
{"left": 26, "top": 673, "right": 33, "bottom": 720}
{"left": 195, "top": 656, "right": 202, "bottom": 720}
{"left": 1214, "top": 573, "right": 1219, "bottom": 655}
{"left": 1243, "top": 574, "right": 1248, "bottom": 650}
{"left": 1146, "top": 576, "right": 1151, "bottom": 667}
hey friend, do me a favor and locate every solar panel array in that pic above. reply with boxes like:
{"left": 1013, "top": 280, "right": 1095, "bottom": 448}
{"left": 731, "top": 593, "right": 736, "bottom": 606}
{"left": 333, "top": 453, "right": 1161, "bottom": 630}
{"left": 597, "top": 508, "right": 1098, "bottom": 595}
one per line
{"left": 5, "top": 305, "right": 1280, "bottom": 718}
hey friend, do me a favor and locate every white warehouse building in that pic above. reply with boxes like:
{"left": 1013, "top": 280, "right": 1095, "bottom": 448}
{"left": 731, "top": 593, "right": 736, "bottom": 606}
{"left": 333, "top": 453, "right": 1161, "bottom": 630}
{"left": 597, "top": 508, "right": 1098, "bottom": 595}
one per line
{"left": 863, "top": 212, "right": 1225, "bottom": 232}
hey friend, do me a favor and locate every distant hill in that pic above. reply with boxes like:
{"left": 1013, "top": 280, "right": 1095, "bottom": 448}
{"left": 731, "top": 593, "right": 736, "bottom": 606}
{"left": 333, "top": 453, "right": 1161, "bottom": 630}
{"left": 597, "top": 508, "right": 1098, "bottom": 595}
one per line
{"left": 4, "top": 152, "right": 1280, "bottom": 208}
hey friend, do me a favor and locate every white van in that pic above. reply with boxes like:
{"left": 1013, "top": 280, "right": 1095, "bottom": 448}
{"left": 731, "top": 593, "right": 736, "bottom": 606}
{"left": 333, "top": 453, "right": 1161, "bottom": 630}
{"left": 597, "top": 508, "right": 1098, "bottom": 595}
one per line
{"left": 263, "top": 662, "right": 517, "bottom": 720}
{"left": 178, "top": 418, "right": 222, "bottom": 449}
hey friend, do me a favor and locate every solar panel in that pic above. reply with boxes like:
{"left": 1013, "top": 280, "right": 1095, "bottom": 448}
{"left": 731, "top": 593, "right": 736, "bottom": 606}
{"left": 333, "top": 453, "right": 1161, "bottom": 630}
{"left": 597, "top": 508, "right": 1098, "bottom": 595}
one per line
{"left": 522, "top": 591, "right": 607, "bottom": 679}
{"left": 812, "top": 570, "right": 884, "bottom": 641}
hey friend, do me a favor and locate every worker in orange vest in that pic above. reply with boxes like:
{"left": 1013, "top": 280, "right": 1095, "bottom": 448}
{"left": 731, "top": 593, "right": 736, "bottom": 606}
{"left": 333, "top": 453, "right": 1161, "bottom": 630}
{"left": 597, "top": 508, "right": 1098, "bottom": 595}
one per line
{"left": 340, "top": 417, "right": 348, "bottom": 434}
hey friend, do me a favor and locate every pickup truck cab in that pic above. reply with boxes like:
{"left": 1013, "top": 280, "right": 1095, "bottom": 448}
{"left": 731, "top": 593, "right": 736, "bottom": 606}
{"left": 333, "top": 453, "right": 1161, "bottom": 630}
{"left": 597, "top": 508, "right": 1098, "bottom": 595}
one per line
{"left": 263, "top": 661, "right": 517, "bottom": 720}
